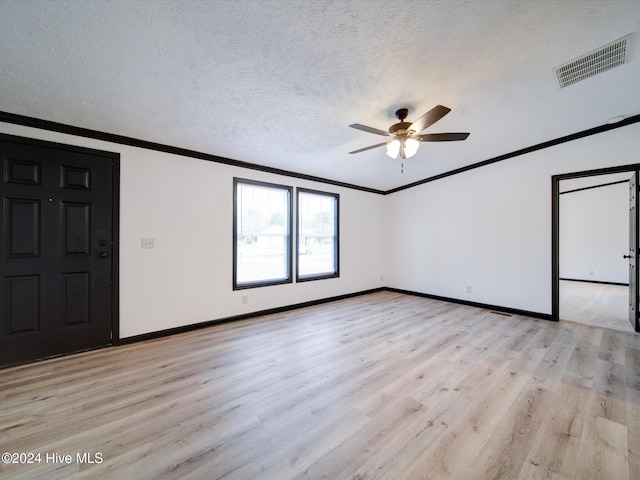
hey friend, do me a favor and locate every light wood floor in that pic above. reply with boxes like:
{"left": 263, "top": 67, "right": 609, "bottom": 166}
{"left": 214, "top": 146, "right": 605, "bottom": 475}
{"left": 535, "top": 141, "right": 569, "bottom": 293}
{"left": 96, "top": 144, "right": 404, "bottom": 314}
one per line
{"left": 1, "top": 291, "right": 639, "bottom": 479}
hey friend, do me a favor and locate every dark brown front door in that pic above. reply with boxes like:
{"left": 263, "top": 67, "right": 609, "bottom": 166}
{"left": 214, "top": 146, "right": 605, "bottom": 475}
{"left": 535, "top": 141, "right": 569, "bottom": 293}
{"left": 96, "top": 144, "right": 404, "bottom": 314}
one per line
{"left": 630, "top": 172, "right": 640, "bottom": 332}
{"left": 1, "top": 135, "right": 115, "bottom": 367}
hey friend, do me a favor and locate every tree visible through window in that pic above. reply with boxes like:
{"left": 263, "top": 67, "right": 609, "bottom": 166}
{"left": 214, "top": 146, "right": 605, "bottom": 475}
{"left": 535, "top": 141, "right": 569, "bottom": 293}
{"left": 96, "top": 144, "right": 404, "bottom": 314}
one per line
{"left": 297, "top": 188, "right": 339, "bottom": 281}
{"left": 233, "top": 179, "right": 292, "bottom": 289}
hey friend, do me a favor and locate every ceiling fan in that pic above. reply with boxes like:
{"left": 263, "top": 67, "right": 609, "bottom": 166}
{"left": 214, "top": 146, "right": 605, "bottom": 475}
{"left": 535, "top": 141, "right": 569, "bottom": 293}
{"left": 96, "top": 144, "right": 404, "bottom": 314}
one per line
{"left": 348, "top": 105, "right": 469, "bottom": 170}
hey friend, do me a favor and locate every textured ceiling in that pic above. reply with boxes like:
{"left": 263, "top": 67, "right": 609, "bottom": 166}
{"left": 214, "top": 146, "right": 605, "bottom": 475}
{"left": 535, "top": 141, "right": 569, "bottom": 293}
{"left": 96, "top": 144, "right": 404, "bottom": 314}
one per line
{"left": 1, "top": 0, "right": 639, "bottom": 191}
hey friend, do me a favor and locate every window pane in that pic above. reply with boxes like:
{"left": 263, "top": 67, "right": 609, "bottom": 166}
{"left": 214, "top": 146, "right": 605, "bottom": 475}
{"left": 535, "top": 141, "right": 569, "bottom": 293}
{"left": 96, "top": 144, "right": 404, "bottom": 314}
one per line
{"left": 298, "top": 190, "right": 338, "bottom": 279}
{"left": 235, "top": 180, "right": 291, "bottom": 287}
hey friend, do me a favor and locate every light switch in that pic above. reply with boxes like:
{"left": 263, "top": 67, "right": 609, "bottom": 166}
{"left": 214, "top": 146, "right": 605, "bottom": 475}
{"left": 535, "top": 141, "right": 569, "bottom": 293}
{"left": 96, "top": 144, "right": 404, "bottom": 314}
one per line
{"left": 141, "top": 238, "right": 155, "bottom": 249}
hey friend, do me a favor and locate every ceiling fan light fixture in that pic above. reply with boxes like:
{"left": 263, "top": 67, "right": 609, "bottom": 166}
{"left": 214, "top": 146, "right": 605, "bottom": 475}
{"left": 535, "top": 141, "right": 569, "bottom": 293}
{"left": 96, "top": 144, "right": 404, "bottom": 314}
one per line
{"left": 349, "top": 105, "right": 468, "bottom": 166}
{"left": 386, "top": 139, "right": 400, "bottom": 159}
{"left": 404, "top": 137, "right": 419, "bottom": 158}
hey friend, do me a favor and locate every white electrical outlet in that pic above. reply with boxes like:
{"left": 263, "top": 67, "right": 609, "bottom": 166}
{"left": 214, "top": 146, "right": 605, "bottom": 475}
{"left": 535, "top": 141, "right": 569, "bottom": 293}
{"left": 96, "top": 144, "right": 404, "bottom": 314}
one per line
{"left": 242, "top": 295, "right": 248, "bottom": 304}
{"left": 466, "top": 286, "right": 473, "bottom": 294}
{"left": 141, "top": 238, "right": 155, "bottom": 249}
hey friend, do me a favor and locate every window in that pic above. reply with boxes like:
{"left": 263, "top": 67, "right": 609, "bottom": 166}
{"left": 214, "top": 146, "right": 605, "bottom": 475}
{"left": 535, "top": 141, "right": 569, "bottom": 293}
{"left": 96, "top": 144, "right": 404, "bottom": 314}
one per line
{"left": 297, "top": 188, "right": 339, "bottom": 281}
{"left": 233, "top": 178, "right": 292, "bottom": 289}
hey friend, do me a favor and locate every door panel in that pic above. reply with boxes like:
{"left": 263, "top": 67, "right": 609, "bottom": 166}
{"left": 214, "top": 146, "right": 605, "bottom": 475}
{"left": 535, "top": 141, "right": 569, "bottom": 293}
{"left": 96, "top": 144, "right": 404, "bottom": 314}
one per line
{"left": 4, "top": 275, "right": 40, "bottom": 333}
{"left": 62, "top": 202, "right": 91, "bottom": 254}
{"left": 1, "top": 137, "right": 115, "bottom": 366}
{"left": 5, "top": 198, "right": 40, "bottom": 256}
{"left": 61, "top": 272, "right": 91, "bottom": 325}
{"left": 5, "top": 157, "right": 41, "bottom": 184}
{"left": 629, "top": 172, "right": 639, "bottom": 331}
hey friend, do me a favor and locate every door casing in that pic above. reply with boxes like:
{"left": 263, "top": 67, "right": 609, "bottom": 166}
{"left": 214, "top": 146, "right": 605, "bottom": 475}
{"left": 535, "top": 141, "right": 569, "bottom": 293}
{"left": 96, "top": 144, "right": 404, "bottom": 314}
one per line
{"left": 629, "top": 172, "right": 639, "bottom": 331}
{"left": 552, "top": 163, "right": 640, "bottom": 332}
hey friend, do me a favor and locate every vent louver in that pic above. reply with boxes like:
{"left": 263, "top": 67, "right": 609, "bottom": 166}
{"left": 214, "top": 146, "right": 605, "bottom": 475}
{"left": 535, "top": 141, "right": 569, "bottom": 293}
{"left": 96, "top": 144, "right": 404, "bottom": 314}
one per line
{"left": 553, "top": 34, "right": 633, "bottom": 88}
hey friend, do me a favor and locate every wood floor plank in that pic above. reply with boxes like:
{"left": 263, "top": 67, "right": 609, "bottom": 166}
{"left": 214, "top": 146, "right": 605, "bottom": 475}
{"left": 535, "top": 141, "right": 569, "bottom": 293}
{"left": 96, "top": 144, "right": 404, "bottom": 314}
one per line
{"left": 0, "top": 291, "right": 637, "bottom": 479}
{"left": 521, "top": 381, "right": 590, "bottom": 479}
{"left": 462, "top": 381, "right": 549, "bottom": 480}
{"left": 572, "top": 414, "right": 629, "bottom": 480}
{"left": 402, "top": 358, "right": 532, "bottom": 479}
{"left": 626, "top": 345, "right": 640, "bottom": 480}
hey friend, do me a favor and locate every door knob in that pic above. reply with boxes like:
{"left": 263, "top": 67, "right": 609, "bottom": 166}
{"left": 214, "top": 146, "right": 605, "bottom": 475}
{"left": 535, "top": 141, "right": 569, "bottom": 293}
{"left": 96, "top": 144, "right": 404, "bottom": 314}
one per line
{"left": 99, "top": 252, "right": 109, "bottom": 258}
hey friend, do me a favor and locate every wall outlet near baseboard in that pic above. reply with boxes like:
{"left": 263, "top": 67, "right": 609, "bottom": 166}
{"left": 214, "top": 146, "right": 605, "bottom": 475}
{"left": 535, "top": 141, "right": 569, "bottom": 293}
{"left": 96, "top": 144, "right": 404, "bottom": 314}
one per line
{"left": 242, "top": 295, "right": 248, "bottom": 304}
{"left": 466, "top": 286, "right": 473, "bottom": 294}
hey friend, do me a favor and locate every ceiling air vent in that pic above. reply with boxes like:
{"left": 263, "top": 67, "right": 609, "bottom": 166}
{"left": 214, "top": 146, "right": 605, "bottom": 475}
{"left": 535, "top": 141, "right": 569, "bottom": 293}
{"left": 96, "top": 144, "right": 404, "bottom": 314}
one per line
{"left": 553, "top": 34, "right": 633, "bottom": 88}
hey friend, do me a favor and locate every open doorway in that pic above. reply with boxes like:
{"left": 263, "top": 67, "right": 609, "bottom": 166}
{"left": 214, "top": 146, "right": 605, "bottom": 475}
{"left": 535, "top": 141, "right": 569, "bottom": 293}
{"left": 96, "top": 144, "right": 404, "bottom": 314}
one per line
{"left": 552, "top": 164, "right": 640, "bottom": 333}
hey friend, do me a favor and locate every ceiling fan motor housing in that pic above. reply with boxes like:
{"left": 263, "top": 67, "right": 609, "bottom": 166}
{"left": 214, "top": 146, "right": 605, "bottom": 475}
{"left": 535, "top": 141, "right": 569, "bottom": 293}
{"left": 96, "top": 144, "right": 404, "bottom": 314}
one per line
{"left": 389, "top": 121, "right": 413, "bottom": 135}
{"left": 389, "top": 108, "right": 413, "bottom": 134}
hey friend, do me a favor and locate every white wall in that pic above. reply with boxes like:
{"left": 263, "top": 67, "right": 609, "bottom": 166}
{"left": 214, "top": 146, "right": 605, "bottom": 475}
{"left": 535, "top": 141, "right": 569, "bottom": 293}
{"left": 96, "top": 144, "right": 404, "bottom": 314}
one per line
{"left": 386, "top": 122, "right": 640, "bottom": 315}
{"left": 3, "top": 119, "right": 638, "bottom": 330}
{"left": 559, "top": 182, "right": 628, "bottom": 283}
{"left": 0, "top": 122, "right": 387, "bottom": 338}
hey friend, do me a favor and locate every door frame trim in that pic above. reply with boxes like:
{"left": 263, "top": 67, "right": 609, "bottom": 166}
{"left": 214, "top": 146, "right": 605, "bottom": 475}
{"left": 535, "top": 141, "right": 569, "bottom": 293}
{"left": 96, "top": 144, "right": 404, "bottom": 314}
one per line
{"left": 0, "top": 133, "right": 121, "bottom": 344}
{"left": 552, "top": 162, "right": 640, "bottom": 330}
